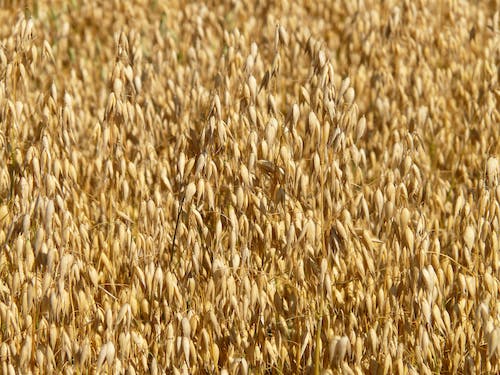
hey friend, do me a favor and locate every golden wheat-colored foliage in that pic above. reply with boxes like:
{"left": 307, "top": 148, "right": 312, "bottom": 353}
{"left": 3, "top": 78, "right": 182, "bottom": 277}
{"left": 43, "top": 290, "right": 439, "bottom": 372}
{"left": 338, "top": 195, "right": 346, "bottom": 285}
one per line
{"left": 0, "top": 1, "right": 499, "bottom": 374}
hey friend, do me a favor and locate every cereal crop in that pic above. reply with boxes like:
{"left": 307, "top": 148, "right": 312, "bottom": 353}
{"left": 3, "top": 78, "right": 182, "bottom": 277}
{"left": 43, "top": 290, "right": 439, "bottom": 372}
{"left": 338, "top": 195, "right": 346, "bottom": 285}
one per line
{"left": 0, "top": 1, "right": 499, "bottom": 374}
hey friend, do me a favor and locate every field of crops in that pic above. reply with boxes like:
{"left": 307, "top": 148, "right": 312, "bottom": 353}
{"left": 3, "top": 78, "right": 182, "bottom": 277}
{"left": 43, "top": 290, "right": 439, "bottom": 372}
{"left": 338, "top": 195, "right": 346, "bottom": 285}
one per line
{"left": 0, "top": 1, "right": 499, "bottom": 374}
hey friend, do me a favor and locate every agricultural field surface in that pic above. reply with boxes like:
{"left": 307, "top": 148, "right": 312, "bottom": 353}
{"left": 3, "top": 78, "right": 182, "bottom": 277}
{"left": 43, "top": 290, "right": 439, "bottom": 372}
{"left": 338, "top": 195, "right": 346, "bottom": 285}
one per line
{"left": 0, "top": 1, "right": 499, "bottom": 374}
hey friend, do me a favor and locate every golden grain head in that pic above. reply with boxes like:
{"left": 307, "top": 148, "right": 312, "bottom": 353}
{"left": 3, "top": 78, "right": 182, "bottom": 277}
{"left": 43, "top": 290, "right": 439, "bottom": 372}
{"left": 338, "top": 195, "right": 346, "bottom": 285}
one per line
{"left": 0, "top": 1, "right": 498, "bottom": 374}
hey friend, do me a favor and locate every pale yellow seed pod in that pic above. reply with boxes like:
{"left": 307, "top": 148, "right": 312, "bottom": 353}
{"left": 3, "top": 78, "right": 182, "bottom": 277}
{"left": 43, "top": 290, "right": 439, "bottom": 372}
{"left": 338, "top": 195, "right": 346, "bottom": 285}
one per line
{"left": 182, "top": 317, "right": 191, "bottom": 338}
{"left": 88, "top": 266, "right": 99, "bottom": 288}
{"left": 115, "top": 304, "right": 130, "bottom": 328}
{"left": 420, "top": 299, "right": 431, "bottom": 325}
{"left": 344, "top": 87, "right": 355, "bottom": 106}
{"left": 368, "top": 328, "right": 378, "bottom": 354}
{"left": 335, "top": 336, "right": 350, "bottom": 363}
{"left": 153, "top": 266, "right": 164, "bottom": 297}
{"left": 178, "top": 152, "right": 186, "bottom": 179}
{"left": 356, "top": 116, "right": 366, "bottom": 141}
{"left": 18, "top": 63, "right": 28, "bottom": 90}
{"left": 134, "top": 75, "right": 142, "bottom": 93}
{"left": 266, "top": 118, "right": 278, "bottom": 146}
{"left": 96, "top": 343, "right": 109, "bottom": 370}
{"left": 229, "top": 252, "right": 239, "bottom": 270}
{"left": 487, "top": 328, "right": 500, "bottom": 359}
{"left": 49, "top": 324, "right": 59, "bottom": 349}
{"left": 63, "top": 92, "right": 72, "bottom": 108}
{"left": 308, "top": 111, "right": 320, "bottom": 135}
{"left": 124, "top": 65, "right": 133, "bottom": 82}
{"left": 240, "top": 358, "right": 248, "bottom": 375}
{"left": 113, "top": 78, "right": 123, "bottom": 96}
{"left": 313, "top": 152, "right": 321, "bottom": 174}
{"left": 465, "top": 276, "right": 476, "bottom": 299}
{"left": 400, "top": 208, "right": 411, "bottom": 229}
{"left": 320, "top": 258, "right": 328, "bottom": 284}
{"left": 268, "top": 94, "right": 277, "bottom": 115}
{"left": 240, "top": 164, "right": 250, "bottom": 186}
{"left": 404, "top": 227, "right": 414, "bottom": 251}
{"left": 248, "top": 105, "right": 257, "bottom": 125}
{"left": 318, "top": 50, "right": 326, "bottom": 68}
{"left": 214, "top": 94, "right": 222, "bottom": 119}
{"left": 297, "top": 259, "right": 305, "bottom": 282}
{"left": 486, "top": 157, "right": 499, "bottom": 186}
{"left": 236, "top": 186, "right": 244, "bottom": 210}
{"left": 248, "top": 75, "right": 257, "bottom": 101}
{"left": 335, "top": 220, "right": 348, "bottom": 241}
{"left": 403, "top": 155, "right": 412, "bottom": 175}
{"left": 184, "top": 182, "right": 197, "bottom": 204}
{"left": 19, "top": 335, "right": 32, "bottom": 368}
{"left": 245, "top": 55, "right": 254, "bottom": 72}
{"left": 147, "top": 199, "right": 156, "bottom": 219}
{"left": 127, "top": 161, "right": 137, "bottom": 180}
{"left": 279, "top": 25, "right": 289, "bottom": 45}
{"left": 324, "top": 273, "right": 332, "bottom": 302}
{"left": 463, "top": 226, "right": 475, "bottom": 249}
{"left": 421, "top": 268, "right": 433, "bottom": 293}
{"left": 43, "top": 40, "right": 55, "bottom": 63}
{"left": 374, "top": 189, "right": 384, "bottom": 215}
{"left": 417, "top": 106, "right": 428, "bottom": 126}
{"left": 212, "top": 342, "right": 220, "bottom": 367}
{"left": 195, "top": 153, "right": 206, "bottom": 176}
{"left": 339, "top": 77, "right": 350, "bottom": 98}
{"left": 35, "top": 348, "right": 45, "bottom": 369}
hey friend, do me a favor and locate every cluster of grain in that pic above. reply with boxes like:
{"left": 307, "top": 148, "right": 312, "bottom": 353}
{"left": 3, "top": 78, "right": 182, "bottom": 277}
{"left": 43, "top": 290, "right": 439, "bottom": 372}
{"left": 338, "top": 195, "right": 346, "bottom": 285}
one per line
{"left": 0, "top": 1, "right": 498, "bottom": 374}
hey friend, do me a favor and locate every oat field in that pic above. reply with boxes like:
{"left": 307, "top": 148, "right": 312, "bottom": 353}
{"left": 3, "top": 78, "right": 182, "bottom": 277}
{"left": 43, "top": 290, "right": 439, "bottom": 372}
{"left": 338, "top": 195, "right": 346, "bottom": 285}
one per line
{"left": 0, "top": 1, "right": 499, "bottom": 374}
